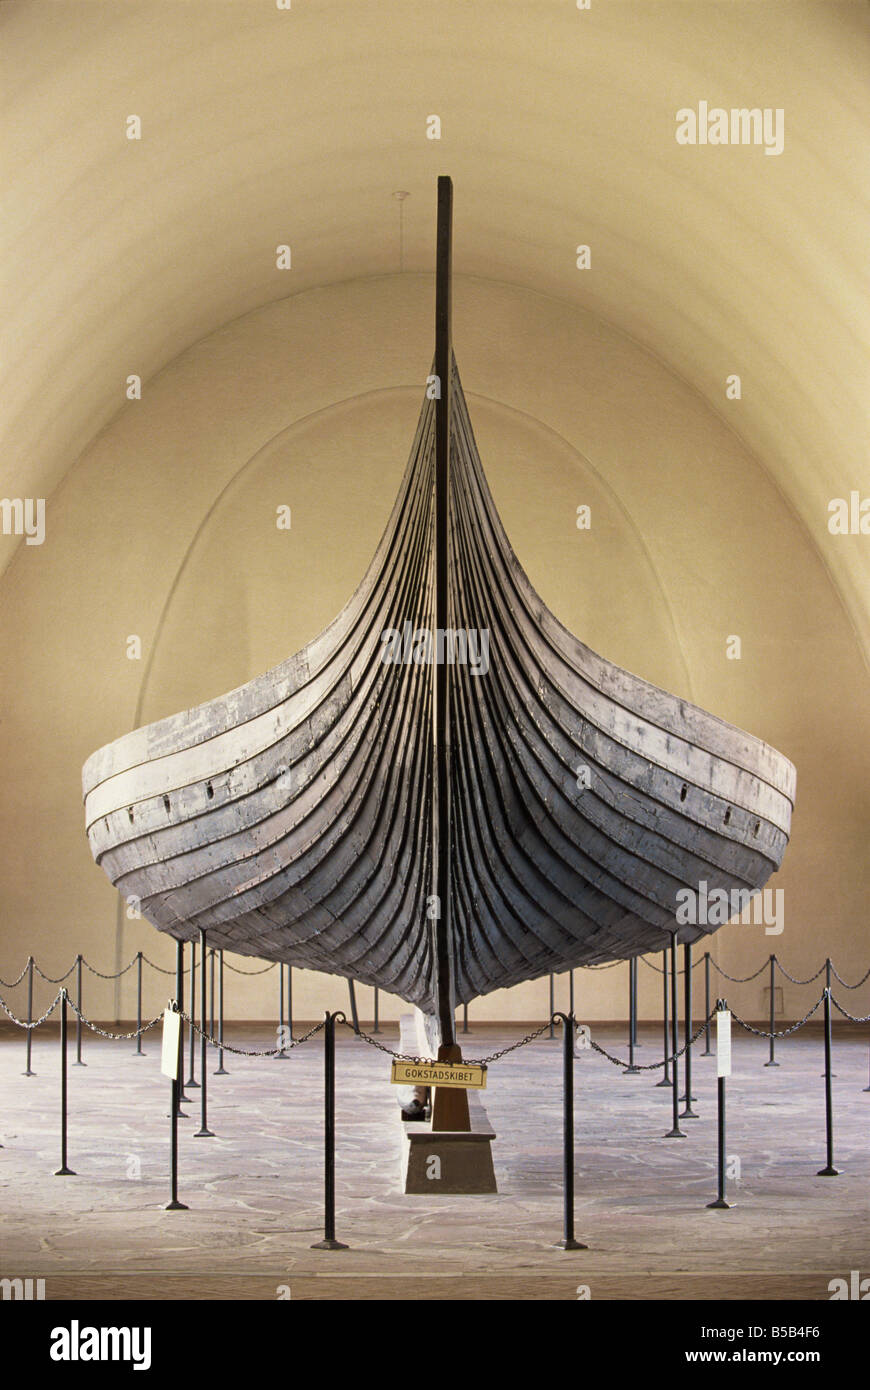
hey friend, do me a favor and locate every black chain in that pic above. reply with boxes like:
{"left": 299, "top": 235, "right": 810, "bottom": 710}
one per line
{"left": 711, "top": 960, "right": 768, "bottom": 983}
{"left": 830, "top": 995, "right": 870, "bottom": 1024}
{"left": 774, "top": 961, "right": 826, "bottom": 986}
{"left": 588, "top": 1012, "right": 714, "bottom": 1070}
{"left": 180, "top": 1008, "right": 324, "bottom": 1055}
{"left": 729, "top": 993, "right": 826, "bottom": 1038}
{"left": 82, "top": 955, "right": 138, "bottom": 979}
{"left": 220, "top": 960, "right": 278, "bottom": 976}
{"left": 0, "top": 988, "right": 63, "bottom": 1028}
{"left": 340, "top": 1017, "right": 554, "bottom": 1068}
{"left": 33, "top": 961, "right": 77, "bottom": 983}
{"left": 830, "top": 965, "right": 870, "bottom": 990}
{"left": 0, "top": 963, "right": 30, "bottom": 988}
{"left": 66, "top": 996, "right": 164, "bottom": 1040}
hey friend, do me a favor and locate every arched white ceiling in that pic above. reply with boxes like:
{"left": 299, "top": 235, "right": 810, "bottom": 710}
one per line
{"left": 2, "top": 0, "right": 868, "bottom": 653}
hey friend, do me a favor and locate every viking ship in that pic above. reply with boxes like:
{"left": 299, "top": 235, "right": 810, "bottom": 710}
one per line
{"left": 83, "top": 178, "right": 795, "bottom": 1050}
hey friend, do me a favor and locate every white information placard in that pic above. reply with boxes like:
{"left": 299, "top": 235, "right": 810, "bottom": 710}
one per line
{"left": 161, "top": 1008, "right": 180, "bottom": 1080}
{"left": 716, "top": 1008, "right": 731, "bottom": 1078}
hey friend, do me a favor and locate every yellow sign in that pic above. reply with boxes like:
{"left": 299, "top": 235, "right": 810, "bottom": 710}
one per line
{"left": 390, "top": 1060, "right": 487, "bottom": 1089}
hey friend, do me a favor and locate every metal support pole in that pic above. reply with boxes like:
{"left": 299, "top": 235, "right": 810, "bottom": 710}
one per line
{"left": 461, "top": 1001, "right": 470, "bottom": 1035}
{"left": 706, "top": 1002, "right": 732, "bottom": 1210}
{"left": 680, "top": 941, "right": 698, "bottom": 1116}
{"left": 194, "top": 927, "right": 213, "bottom": 1137}
{"left": 54, "top": 989, "right": 76, "bottom": 1176}
{"left": 821, "top": 959, "right": 837, "bottom": 1077}
{"left": 373, "top": 984, "right": 381, "bottom": 1034}
{"left": 175, "top": 940, "right": 188, "bottom": 1112}
{"left": 656, "top": 948, "right": 670, "bottom": 1086}
{"left": 624, "top": 958, "right": 640, "bottom": 1074}
{"left": 74, "top": 954, "right": 85, "bottom": 1065}
{"left": 166, "top": 1002, "right": 188, "bottom": 1211}
{"left": 187, "top": 941, "right": 199, "bottom": 1088}
{"left": 209, "top": 949, "right": 215, "bottom": 1038}
{"left": 287, "top": 964, "right": 293, "bottom": 1041}
{"left": 134, "top": 952, "right": 144, "bottom": 1056}
{"left": 548, "top": 974, "right": 555, "bottom": 1039}
{"left": 23, "top": 956, "right": 35, "bottom": 1075}
{"left": 277, "top": 962, "right": 287, "bottom": 1059}
{"left": 553, "top": 1012, "right": 588, "bottom": 1251}
{"left": 347, "top": 978, "right": 360, "bottom": 1035}
{"left": 665, "top": 936, "right": 686, "bottom": 1137}
{"left": 765, "top": 954, "right": 779, "bottom": 1067}
{"left": 817, "top": 988, "right": 840, "bottom": 1176}
{"left": 311, "top": 1012, "right": 349, "bottom": 1250}
{"left": 215, "top": 950, "right": 227, "bottom": 1074}
{"left": 569, "top": 970, "right": 575, "bottom": 1021}
{"left": 702, "top": 951, "right": 713, "bottom": 1055}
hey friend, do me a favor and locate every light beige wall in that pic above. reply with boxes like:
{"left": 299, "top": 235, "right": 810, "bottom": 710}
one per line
{"left": 0, "top": 274, "right": 867, "bottom": 1028}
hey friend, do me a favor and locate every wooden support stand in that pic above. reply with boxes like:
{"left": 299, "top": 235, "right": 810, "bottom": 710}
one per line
{"left": 398, "top": 1014, "right": 497, "bottom": 1194}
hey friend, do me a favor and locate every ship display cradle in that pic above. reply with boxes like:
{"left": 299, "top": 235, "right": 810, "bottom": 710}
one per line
{"left": 83, "top": 177, "right": 795, "bottom": 1059}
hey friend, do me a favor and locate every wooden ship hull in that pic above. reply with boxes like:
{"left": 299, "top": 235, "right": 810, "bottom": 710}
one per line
{"left": 83, "top": 179, "right": 795, "bottom": 1043}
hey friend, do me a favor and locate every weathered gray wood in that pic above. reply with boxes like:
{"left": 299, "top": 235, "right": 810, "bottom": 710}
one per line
{"left": 82, "top": 185, "right": 795, "bottom": 1022}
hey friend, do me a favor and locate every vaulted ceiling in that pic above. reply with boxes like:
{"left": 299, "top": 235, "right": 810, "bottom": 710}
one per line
{"left": 2, "top": 0, "right": 868, "bottom": 654}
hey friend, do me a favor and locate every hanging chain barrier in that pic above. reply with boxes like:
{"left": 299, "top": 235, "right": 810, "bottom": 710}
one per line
{"left": 32, "top": 961, "right": 77, "bottom": 984}
{"left": 220, "top": 959, "right": 278, "bottom": 976}
{"left": 181, "top": 1008, "right": 324, "bottom": 1056}
{"left": 639, "top": 955, "right": 704, "bottom": 975}
{"left": 729, "top": 992, "right": 827, "bottom": 1039}
{"left": 0, "top": 987, "right": 64, "bottom": 1029}
{"left": 710, "top": 960, "right": 769, "bottom": 984}
{"left": 3, "top": 950, "right": 869, "bottom": 996}
{"left": 774, "top": 961, "right": 826, "bottom": 986}
{"left": 66, "top": 995, "right": 165, "bottom": 1041}
{"left": 337, "top": 1016, "right": 554, "bottom": 1068}
{"left": 830, "top": 965, "right": 870, "bottom": 991}
{"left": 588, "top": 1012, "right": 714, "bottom": 1069}
{"left": 81, "top": 955, "right": 138, "bottom": 980}
{"left": 830, "top": 996, "right": 870, "bottom": 1025}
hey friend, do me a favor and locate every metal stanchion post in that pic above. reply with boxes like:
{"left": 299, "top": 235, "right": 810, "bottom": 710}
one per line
{"left": 680, "top": 941, "right": 698, "bottom": 1116}
{"left": 278, "top": 962, "right": 287, "bottom": 1059}
{"left": 187, "top": 941, "right": 199, "bottom": 1088}
{"left": 569, "top": 970, "right": 575, "bottom": 1022}
{"left": 74, "top": 954, "right": 85, "bottom": 1065}
{"left": 624, "top": 958, "right": 640, "bottom": 1074}
{"left": 166, "top": 1003, "right": 188, "bottom": 1211}
{"left": 194, "top": 928, "right": 214, "bottom": 1137}
{"left": 209, "top": 950, "right": 215, "bottom": 1038}
{"left": 135, "top": 952, "right": 145, "bottom": 1056}
{"left": 287, "top": 964, "right": 293, "bottom": 1041}
{"left": 23, "top": 956, "right": 35, "bottom": 1076}
{"left": 54, "top": 989, "right": 76, "bottom": 1176}
{"left": 553, "top": 1011, "right": 588, "bottom": 1251}
{"left": 215, "top": 950, "right": 227, "bottom": 1074}
{"left": 311, "top": 1012, "right": 349, "bottom": 1250}
{"left": 817, "top": 988, "right": 840, "bottom": 1176}
{"left": 706, "top": 999, "right": 732, "bottom": 1210}
{"left": 702, "top": 951, "right": 713, "bottom": 1055}
{"left": 347, "top": 978, "right": 360, "bottom": 1035}
{"left": 461, "top": 1001, "right": 470, "bottom": 1035}
{"left": 175, "top": 940, "right": 188, "bottom": 1113}
{"left": 765, "top": 954, "right": 779, "bottom": 1067}
{"left": 548, "top": 974, "right": 555, "bottom": 1040}
{"left": 372, "top": 984, "right": 381, "bottom": 1035}
{"left": 665, "top": 936, "right": 686, "bottom": 1137}
{"left": 656, "top": 949, "right": 671, "bottom": 1086}
{"left": 821, "top": 959, "right": 837, "bottom": 1078}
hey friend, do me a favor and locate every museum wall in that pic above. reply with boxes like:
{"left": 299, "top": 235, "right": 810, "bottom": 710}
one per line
{"left": 0, "top": 273, "right": 866, "bottom": 1025}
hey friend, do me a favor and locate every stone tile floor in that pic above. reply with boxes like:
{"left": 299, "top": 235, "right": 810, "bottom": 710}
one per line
{"left": 1, "top": 1021, "right": 868, "bottom": 1299}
